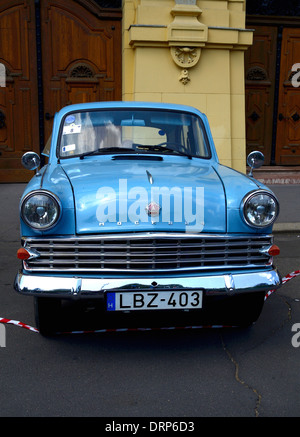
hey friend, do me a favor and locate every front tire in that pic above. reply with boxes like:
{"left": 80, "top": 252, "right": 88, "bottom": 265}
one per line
{"left": 34, "top": 297, "right": 62, "bottom": 336}
{"left": 224, "top": 292, "right": 266, "bottom": 327}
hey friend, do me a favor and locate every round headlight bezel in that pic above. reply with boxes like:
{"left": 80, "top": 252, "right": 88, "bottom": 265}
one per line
{"left": 21, "top": 190, "right": 61, "bottom": 230}
{"left": 241, "top": 190, "right": 279, "bottom": 229}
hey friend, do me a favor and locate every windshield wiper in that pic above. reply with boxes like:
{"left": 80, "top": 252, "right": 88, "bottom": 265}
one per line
{"left": 137, "top": 144, "right": 192, "bottom": 159}
{"left": 79, "top": 147, "right": 137, "bottom": 159}
{"left": 79, "top": 145, "right": 192, "bottom": 160}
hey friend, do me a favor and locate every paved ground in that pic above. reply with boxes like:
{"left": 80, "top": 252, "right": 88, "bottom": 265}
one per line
{"left": 0, "top": 232, "right": 299, "bottom": 418}
{"left": 269, "top": 185, "right": 300, "bottom": 231}
{"left": 0, "top": 182, "right": 299, "bottom": 418}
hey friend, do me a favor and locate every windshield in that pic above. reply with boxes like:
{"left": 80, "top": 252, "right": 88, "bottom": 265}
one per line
{"left": 58, "top": 109, "right": 210, "bottom": 159}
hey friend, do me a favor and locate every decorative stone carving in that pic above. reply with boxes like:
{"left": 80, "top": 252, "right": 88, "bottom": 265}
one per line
{"left": 171, "top": 46, "right": 201, "bottom": 85}
{"left": 168, "top": 2, "right": 207, "bottom": 44}
{"left": 167, "top": 2, "right": 205, "bottom": 85}
{"left": 179, "top": 69, "right": 190, "bottom": 85}
{"left": 171, "top": 47, "right": 200, "bottom": 68}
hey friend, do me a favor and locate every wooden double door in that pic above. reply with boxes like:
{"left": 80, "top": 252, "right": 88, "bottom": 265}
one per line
{"left": 0, "top": 0, "right": 121, "bottom": 182}
{"left": 245, "top": 26, "right": 300, "bottom": 165}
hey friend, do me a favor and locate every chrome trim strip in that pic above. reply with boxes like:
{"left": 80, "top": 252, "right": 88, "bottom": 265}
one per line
{"left": 71, "top": 278, "right": 82, "bottom": 296}
{"left": 22, "top": 232, "right": 273, "bottom": 242}
{"left": 25, "top": 247, "right": 40, "bottom": 260}
{"left": 14, "top": 268, "right": 281, "bottom": 299}
{"left": 224, "top": 274, "right": 235, "bottom": 293}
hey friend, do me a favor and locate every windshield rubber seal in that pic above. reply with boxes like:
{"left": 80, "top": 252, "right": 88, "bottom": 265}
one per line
{"left": 56, "top": 108, "right": 212, "bottom": 161}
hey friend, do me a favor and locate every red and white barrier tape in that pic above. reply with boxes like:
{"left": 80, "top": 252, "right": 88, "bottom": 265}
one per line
{"left": 264, "top": 269, "right": 300, "bottom": 301}
{"left": 1, "top": 270, "right": 300, "bottom": 335}
{"left": 0, "top": 317, "right": 39, "bottom": 333}
{"left": 59, "top": 325, "right": 235, "bottom": 335}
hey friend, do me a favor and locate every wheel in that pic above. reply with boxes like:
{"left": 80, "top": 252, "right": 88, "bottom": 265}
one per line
{"left": 34, "top": 297, "right": 62, "bottom": 336}
{"left": 224, "top": 292, "right": 266, "bottom": 327}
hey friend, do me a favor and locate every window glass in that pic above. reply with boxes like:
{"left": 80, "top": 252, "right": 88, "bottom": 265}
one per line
{"left": 59, "top": 109, "right": 210, "bottom": 159}
{"left": 42, "top": 135, "right": 52, "bottom": 157}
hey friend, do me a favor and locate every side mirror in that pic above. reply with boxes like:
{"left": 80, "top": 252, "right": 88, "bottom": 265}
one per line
{"left": 21, "top": 152, "right": 41, "bottom": 175}
{"left": 247, "top": 151, "right": 264, "bottom": 177}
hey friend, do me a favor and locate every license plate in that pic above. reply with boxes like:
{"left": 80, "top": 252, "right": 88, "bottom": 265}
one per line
{"left": 106, "top": 290, "right": 203, "bottom": 311}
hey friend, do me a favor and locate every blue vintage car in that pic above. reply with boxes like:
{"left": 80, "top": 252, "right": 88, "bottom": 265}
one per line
{"left": 14, "top": 102, "right": 281, "bottom": 335}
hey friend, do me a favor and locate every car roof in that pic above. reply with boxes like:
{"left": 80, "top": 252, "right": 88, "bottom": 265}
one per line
{"left": 57, "top": 101, "right": 205, "bottom": 117}
{"left": 48, "top": 101, "right": 218, "bottom": 163}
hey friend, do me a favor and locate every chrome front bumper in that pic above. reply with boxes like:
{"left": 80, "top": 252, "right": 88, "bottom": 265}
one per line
{"left": 14, "top": 269, "right": 281, "bottom": 299}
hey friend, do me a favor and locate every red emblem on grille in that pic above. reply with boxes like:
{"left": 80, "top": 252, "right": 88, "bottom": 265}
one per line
{"left": 145, "top": 201, "right": 161, "bottom": 217}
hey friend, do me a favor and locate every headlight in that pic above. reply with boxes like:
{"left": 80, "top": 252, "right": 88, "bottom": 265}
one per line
{"left": 242, "top": 190, "right": 279, "bottom": 228}
{"left": 21, "top": 191, "right": 61, "bottom": 230}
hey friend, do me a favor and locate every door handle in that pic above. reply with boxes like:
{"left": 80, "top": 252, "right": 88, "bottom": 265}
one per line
{"left": 278, "top": 113, "right": 285, "bottom": 121}
{"left": 45, "top": 112, "right": 53, "bottom": 120}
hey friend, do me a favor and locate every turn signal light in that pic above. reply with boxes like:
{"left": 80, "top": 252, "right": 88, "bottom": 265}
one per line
{"left": 17, "top": 248, "right": 30, "bottom": 260}
{"left": 268, "top": 244, "right": 280, "bottom": 256}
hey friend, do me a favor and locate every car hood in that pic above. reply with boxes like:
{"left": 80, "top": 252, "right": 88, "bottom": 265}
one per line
{"left": 61, "top": 155, "right": 226, "bottom": 234}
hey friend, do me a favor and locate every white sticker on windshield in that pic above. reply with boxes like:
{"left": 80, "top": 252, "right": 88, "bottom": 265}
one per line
{"left": 62, "top": 144, "right": 76, "bottom": 153}
{"left": 63, "top": 124, "right": 81, "bottom": 135}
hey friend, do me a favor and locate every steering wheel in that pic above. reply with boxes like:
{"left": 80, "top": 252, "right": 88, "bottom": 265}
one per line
{"left": 156, "top": 142, "right": 187, "bottom": 153}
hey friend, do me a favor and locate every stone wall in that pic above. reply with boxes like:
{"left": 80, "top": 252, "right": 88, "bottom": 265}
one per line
{"left": 122, "top": 0, "right": 253, "bottom": 172}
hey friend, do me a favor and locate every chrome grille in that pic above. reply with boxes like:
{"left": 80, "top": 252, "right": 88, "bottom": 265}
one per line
{"left": 22, "top": 233, "right": 273, "bottom": 273}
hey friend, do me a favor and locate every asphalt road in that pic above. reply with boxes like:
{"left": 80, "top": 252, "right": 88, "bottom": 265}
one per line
{"left": 0, "top": 213, "right": 300, "bottom": 419}
{"left": 0, "top": 184, "right": 299, "bottom": 418}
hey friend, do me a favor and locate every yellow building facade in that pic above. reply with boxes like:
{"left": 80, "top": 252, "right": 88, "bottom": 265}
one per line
{"left": 122, "top": 0, "right": 253, "bottom": 173}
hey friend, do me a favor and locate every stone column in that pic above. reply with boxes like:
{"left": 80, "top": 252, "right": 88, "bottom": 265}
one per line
{"left": 122, "top": 0, "right": 253, "bottom": 172}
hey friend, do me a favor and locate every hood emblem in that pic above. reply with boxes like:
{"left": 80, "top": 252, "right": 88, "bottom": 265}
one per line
{"left": 145, "top": 201, "right": 161, "bottom": 217}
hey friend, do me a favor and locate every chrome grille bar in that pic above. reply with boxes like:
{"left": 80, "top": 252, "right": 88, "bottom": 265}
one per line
{"left": 22, "top": 233, "right": 273, "bottom": 273}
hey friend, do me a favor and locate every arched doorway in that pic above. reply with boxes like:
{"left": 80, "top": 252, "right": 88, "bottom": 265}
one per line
{"left": 245, "top": 2, "right": 300, "bottom": 167}
{"left": 0, "top": 0, "right": 122, "bottom": 182}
